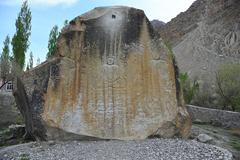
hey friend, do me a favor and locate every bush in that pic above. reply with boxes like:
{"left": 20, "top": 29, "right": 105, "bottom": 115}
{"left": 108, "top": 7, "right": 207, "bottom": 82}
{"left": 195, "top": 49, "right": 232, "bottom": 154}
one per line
{"left": 192, "top": 90, "right": 212, "bottom": 107}
{"left": 179, "top": 72, "right": 199, "bottom": 104}
{"left": 216, "top": 64, "right": 240, "bottom": 112}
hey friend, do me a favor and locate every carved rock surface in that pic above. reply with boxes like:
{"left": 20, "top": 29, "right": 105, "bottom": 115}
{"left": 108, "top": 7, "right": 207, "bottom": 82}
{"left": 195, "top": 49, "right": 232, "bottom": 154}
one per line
{"left": 18, "top": 6, "right": 191, "bottom": 140}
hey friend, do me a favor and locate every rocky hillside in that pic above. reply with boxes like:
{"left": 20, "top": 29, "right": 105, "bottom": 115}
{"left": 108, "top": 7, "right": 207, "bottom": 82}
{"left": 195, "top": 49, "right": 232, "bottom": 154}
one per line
{"left": 154, "top": 0, "right": 240, "bottom": 92}
{"left": 150, "top": 20, "right": 165, "bottom": 31}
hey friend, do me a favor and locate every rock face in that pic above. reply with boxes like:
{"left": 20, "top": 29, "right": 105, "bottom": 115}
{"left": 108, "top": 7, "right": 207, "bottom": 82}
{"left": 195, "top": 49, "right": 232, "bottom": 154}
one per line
{"left": 0, "top": 93, "right": 22, "bottom": 128}
{"left": 15, "top": 6, "right": 191, "bottom": 140}
{"left": 155, "top": 0, "right": 240, "bottom": 91}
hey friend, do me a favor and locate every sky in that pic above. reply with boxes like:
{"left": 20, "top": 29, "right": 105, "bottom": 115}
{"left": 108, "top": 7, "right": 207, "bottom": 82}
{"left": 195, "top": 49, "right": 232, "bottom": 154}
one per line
{"left": 0, "top": 0, "right": 195, "bottom": 66}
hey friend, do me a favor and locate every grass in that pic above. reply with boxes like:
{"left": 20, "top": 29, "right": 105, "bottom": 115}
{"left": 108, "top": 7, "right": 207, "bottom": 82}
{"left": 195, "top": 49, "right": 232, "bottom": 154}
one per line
{"left": 0, "top": 128, "right": 11, "bottom": 147}
{"left": 229, "top": 128, "right": 240, "bottom": 151}
{"left": 229, "top": 137, "right": 240, "bottom": 151}
{"left": 15, "top": 113, "right": 24, "bottom": 125}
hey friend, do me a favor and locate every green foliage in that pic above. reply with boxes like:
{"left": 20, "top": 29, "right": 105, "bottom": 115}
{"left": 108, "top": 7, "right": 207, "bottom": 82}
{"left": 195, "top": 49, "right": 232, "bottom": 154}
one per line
{"left": 229, "top": 137, "right": 240, "bottom": 151}
{"left": 1, "top": 35, "right": 10, "bottom": 59}
{"left": 26, "top": 51, "right": 33, "bottom": 71}
{"left": 0, "top": 128, "right": 11, "bottom": 147}
{"left": 179, "top": 72, "right": 199, "bottom": 104}
{"left": 0, "top": 35, "right": 11, "bottom": 81}
{"left": 46, "top": 25, "right": 59, "bottom": 59}
{"left": 216, "top": 64, "right": 240, "bottom": 111}
{"left": 11, "top": 0, "right": 32, "bottom": 70}
{"left": 192, "top": 90, "right": 213, "bottom": 107}
{"left": 165, "top": 42, "right": 174, "bottom": 57}
{"left": 16, "top": 113, "right": 24, "bottom": 124}
{"left": 63, "top": 20, "right": 68, "bottom": 27}
{"left": 29, "top": 51, "right": 33, "bottom": 69}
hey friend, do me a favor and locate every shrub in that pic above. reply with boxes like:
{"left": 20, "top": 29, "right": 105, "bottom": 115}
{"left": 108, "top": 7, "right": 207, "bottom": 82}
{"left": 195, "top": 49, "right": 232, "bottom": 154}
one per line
{"left": 215, "top": 64, "right": 240, "bottom": 112}
{"left": 192, "top": 90, "right": 212, "bottom": 107}
{"left": 179, "top": 72, "right": 199, "bottom": 104}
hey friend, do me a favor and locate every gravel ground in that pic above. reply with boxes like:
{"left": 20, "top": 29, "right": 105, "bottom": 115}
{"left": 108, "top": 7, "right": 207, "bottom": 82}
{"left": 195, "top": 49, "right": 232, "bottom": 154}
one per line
{"left": 0, "top": 139, "right": 233, "bottom": 160}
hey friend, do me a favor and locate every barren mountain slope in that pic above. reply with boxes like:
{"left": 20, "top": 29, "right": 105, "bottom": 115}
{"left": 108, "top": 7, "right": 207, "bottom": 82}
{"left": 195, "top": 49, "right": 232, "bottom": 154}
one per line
{"left": 155, "top": 0, "right": 240, "bottom": 91}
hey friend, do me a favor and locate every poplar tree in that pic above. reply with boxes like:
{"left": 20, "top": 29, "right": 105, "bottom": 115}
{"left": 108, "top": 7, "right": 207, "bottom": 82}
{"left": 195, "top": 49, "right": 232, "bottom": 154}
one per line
{"left": 0, "top": 35, "right": 11, "bottom": 85}
{"left": 29, "top": 51, "right": 33, "bottom": 69}
{"left": 11, "top": 0, "right": 31, "bottom": 70}
{"left": 46, "top": 25, "right": 59, "bottom": 59}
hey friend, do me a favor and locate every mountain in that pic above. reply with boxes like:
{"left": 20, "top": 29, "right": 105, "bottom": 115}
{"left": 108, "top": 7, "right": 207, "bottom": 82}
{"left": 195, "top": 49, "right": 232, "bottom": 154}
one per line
{"left": 150, "top": 19, "right": 165, "bottom": 31}
{"left": 154, "top": 0, "right": 240, "bottom": 93}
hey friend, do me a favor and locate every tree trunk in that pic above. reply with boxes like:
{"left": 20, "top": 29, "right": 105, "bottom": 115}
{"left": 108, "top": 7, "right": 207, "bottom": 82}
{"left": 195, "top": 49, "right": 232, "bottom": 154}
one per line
{"left": 12, "top": 77, "right": 35, "bottom": 140}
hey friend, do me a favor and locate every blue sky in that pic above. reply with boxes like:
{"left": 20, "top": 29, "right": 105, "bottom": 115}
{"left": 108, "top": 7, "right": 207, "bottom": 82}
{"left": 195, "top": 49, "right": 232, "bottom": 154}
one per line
{"left": 0, "top": 0, "right": 195, "bottom": 66}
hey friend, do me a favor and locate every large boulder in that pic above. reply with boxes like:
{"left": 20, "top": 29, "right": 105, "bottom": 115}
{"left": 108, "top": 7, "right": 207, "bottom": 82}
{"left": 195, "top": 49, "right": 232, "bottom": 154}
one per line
{"left": 14, "top": 6, "right": 191, "bottom": 140}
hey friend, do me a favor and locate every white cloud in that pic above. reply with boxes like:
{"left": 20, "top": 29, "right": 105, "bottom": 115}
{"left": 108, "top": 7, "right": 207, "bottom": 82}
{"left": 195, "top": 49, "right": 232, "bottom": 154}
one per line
{"left": 0, "top": 0, "right": 78, "bottom": 6}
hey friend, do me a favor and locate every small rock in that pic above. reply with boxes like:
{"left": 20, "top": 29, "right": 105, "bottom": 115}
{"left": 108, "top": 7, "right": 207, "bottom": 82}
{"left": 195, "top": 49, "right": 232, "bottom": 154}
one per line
{"left": 8, "top": 124, "right": 25, "bottom": 138}
{"left": 194, "top": 119, "right": 205, "bottom": 124}
{"left": 197, "top": 134, "right": 213, "bottom": 143}
{"left": 48, "top": 140, "right": 55, "bottom": 146}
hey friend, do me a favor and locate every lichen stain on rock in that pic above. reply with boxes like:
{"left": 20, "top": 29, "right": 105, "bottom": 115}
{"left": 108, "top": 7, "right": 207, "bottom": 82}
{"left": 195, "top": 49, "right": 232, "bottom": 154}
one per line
{"left": 43, "top": 18, "right": 178, "bottom": 139}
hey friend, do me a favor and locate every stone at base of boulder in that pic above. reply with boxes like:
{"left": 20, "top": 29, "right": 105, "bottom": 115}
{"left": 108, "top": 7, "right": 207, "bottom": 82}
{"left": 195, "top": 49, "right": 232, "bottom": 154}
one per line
{"left": 197, "top": 134, "right": 213, "bottom": 143}
{"left": 8, "top": 125, "right": 25, "bottom": 139}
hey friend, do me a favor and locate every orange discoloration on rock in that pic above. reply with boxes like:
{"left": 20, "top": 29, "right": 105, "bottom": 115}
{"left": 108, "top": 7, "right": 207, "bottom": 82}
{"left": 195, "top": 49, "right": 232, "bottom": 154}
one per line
{"left": 46, "top": 45, "right": 154, "bottom": 136}
{"left": 20, "top": 7, "right": 191, "bottom": 141}
{"left": 42, "top": 14, "right": 189, "bottom": 139}
{"left": 167, "top": 54, "right": 176, "bottom": 90}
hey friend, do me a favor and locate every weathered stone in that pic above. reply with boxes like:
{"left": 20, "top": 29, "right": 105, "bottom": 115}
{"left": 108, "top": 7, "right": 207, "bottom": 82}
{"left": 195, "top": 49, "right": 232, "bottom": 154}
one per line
{"left": 15, "top": 6, "right": 191, "bottom": 140}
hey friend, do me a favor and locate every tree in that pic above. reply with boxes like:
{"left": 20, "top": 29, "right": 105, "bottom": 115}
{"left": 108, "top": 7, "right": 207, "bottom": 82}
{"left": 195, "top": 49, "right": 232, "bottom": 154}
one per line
{"left": 63, "top": 20, "right": 68, "bottom": 27}
{"left": 179, "top": 72, "right": 199, "bottom": 104}
{"left": 0, "top": 36, "right": 23, "bottom": 90}
{"left": 29, "top": 51, "right": 33, "bottom": 69}
{"left": 61, "top": 20, "right": 68, "bottom": 33}
{"left": 26, "top": 51, "right": 33, "bottom": 71}
{"left": 36, "top": 58, "right": 40, "bottom": 65}
{"left": 216, "top": 64, "right": 240, "bottom": 111}
{"left": 11, "top": 0, "right": 31, "bottom": 70}
{"left": 46, "top": 25, "right": 59, "bottom": 59}
{"left": 0, "top": 35, "right": 11, "bottom": 88}
{"left": 26, "top": 64, "right": 30, "bottom": 71}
